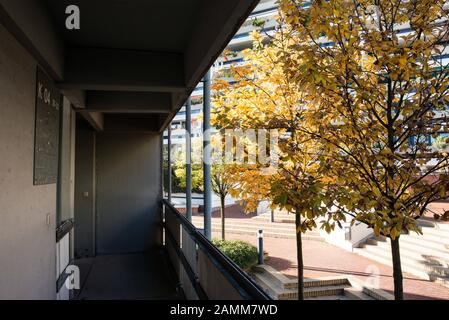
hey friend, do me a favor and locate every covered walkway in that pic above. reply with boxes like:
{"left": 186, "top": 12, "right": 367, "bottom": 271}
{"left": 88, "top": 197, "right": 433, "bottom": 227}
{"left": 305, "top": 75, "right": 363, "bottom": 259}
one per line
{"left": 74, "top": 251, "right": 180, "bottom": 300}
{"left": 0, "top": 0, "right": 267, "bottom": 300}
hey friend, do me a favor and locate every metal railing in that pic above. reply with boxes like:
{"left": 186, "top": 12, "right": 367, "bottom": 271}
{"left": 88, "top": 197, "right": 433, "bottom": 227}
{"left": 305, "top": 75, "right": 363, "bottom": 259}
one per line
{"left": 162, "top": 199, "right": 271, "bottom": 300}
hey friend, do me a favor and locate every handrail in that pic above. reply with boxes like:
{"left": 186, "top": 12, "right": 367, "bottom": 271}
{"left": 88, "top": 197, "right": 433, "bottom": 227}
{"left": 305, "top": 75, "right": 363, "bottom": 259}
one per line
{"left": 163, "top": 220, "right": 208, "bottom": 300}
{"left": 162, "top": 199, "right": 271, "bottom": 300}
{"left": 56, "top": 218, "right": 74, "bottom": 242}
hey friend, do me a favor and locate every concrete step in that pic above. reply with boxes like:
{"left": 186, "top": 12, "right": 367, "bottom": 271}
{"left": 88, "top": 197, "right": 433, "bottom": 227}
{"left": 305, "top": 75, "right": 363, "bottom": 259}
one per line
{"left": 253, "top": 213, "right": 295, "bottom": 224}
{"left": 361, "top": 286, "right": 394, "bottom": 300}
{"left": 304, "top": 285, "right": 349, "bottom": 299}
{"left": 360, "top": 243, "right": 428, "bottom": 268}
{"left": 205, "top": 222, "right": 319, "bottom": 235}
{"left": 192, "top": 218, "right": 322, "bottom": 240}
{"left": 420, "top": 226, "right": 449, "bottom": 238}
{"left": 436, "top": 223, "right": 449, "bottom": 231}
{"left": 192, "top": 217, "right": 298, "bottom": 231}
{"left": 194, "top": 223, "right": 322, "bottom": 240}
{"left": 369, "top": 241, "right": 449, "bottom": 277}
{"left": 257, "top": 213, "right": 295, "bottom": 223}
{"left": 361, "top": 241, "right": 447, "bottom": 269}
{"left": 400, "top": 233, "right": 449, "bottom": 253}
{"left": 366, "top": 238, "right": 383, "bottom": 245}
{"left": 252, "top": 265, "right": 349, "bottom": 290}
{"left": 252, "top": 265, "right": 297, "bottom": 289}
{"left": 251, "top": 266, "right": 382, "bottom": 300}
{"left": 417, "top": 219, "right": 437, "bottom": 228}
{"left": 344, "top": 287, "right": 376, "bottom": 300}
{"left": 419, "top": 218, "right": 449, "bottom": 230}
{"left": 372, "top": 237, "right": 449, "bottom": 264}
{"left": 306, "top": 295, "right": 353, "bottom": 300}
{"left": 344, "top": 277, "right": 393, "bottom": 300}
{"left": 428, "top": 265, "right": 449, "bottom": 277}
{"left": 194, "top": 223, "right": 297, "bottom": 234}
{"left": 251, "top": 271, "right": 350, "bottom": 300}
{"left": 406, "top": 231, "right": 449, "bottom": 245}
{"left": 366, "top": 232, "right": 449, "bottom": 255}
{"left": 212, "top": 228, "right": 296, "bottom": 239}
{"left": 354, "top": 247, "right": 431, "bottom": 279}
{"left": 250, "top": 268, "right": 289, "bottom": 299}
{"left": 429, "top": 274, "right": 449, "bottom": 289}
{"left": 400, "top": 238, "right": 449, "bottom": 262}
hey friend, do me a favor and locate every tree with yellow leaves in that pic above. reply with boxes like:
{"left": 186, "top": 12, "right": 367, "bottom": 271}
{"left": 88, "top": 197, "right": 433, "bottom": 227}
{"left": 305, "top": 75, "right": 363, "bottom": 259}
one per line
{"left": 174, "top": 137, "right": 238, "bottom": 240}
{"left": 279, "top": 0, "right": 449, "bottom": 299}
{"left": 212, "top": 25, "right": 342, "bottom": 300}
{"left": 211, "top": 163, "right": 237, "bottom": 240}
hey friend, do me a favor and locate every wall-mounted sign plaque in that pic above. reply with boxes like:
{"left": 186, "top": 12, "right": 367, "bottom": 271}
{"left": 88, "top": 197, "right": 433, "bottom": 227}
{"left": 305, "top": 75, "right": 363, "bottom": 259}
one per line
{"left": 33, "top": 67, "right": 61, "bottom": 185}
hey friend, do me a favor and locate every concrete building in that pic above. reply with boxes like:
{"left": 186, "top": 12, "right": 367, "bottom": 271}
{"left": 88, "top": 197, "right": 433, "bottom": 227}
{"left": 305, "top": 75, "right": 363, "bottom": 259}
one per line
{"left": 0, "top": 0, "right": 270, "bottom": 300}
{"left": 165, "top": 0, "right": 278, "bottom": 148}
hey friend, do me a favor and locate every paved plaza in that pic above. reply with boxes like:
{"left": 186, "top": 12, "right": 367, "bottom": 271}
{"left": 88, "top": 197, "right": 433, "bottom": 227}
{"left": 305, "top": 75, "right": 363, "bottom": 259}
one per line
{"left": 207, "top": 205, "right": 449, "bottom": 300}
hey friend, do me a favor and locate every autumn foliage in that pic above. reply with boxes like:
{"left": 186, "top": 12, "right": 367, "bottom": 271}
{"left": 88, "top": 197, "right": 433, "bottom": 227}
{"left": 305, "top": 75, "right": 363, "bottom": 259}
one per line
{"left": 213, "top": 0, "right": 449, "bottom": 300}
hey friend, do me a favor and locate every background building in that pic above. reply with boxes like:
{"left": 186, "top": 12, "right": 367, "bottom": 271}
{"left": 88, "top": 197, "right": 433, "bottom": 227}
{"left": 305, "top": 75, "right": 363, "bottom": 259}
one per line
{"left": 164, "top": 0, "right": 278, "bottom": 149}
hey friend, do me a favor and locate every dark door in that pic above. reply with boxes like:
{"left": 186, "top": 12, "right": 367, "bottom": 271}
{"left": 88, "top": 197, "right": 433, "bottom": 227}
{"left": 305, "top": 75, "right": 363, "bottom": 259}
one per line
{"left": 95, "top": 132, "right": 162, "bottom": 255}
{"left": 74, "top": 123, "right": 96, "bottom": 258}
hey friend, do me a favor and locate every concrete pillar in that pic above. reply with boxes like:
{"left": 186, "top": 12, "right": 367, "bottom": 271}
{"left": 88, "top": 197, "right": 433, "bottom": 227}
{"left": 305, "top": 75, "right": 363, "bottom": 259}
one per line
{"left": 186, "top": 97, "right": 192, "bottom": 221}
{"left": 203, "top": 70, "right": 212, "bottom": 239}
{"left": 167, "top": 124, "right": 172, "bottom": 203}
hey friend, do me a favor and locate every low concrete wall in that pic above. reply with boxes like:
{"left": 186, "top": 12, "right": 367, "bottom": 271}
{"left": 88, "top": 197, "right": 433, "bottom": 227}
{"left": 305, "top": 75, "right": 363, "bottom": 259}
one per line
{"left": 320, "top": 218, "right": 373, "bottom": 252}
{"left": 0, "top": 23, "right": 56, "bottom": 299}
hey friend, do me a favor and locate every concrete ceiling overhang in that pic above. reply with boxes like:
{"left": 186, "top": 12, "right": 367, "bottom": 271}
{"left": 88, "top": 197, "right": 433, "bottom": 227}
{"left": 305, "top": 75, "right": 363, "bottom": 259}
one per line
{"left": 0, "top": 0, "right": 259, "bottom": 132}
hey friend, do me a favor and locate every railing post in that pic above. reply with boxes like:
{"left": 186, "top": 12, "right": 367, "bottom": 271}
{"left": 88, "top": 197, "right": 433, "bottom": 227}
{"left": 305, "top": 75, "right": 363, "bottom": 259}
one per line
{"left": 203, "top": 70, "right": 212, "bottom": 239}
{"left": 258, "top": 229, "right": 264, "bottom": 265}
{"left": 186, "top": 97, "right": 192, "bottom": 221}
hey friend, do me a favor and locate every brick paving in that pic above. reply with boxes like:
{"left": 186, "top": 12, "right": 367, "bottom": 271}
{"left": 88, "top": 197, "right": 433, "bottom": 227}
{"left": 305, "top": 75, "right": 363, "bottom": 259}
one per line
{"left": 214, "top": 232, "right": 449, "bottom": 300}
{"left": 205, "top": 202, "right": 449, "bottom": 300}
{"left": 194, "top": 203, "right": 449, "bottom": 300}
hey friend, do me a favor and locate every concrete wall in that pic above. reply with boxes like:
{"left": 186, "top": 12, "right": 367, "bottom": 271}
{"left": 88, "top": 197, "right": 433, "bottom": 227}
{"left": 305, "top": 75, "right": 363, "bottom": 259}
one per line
{"left": 0, "top": 0, "right": 65, "bottom": 79}
{"left": 0, "top": 23, "right": 56, "bottom": 299}
{"left": 320, "top": 215, "right": 374, "bottom": 252}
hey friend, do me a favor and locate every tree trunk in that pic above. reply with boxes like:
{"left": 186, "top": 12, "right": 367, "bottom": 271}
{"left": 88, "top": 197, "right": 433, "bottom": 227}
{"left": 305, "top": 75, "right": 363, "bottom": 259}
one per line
{"left": 390, "top": 237, "right": 404, "bottom": 300}
{"left": 295, "top": 212, "right": 304, "bottom": 300}
{"left": 220, "top": 195, "right": 226, "bottom": 240}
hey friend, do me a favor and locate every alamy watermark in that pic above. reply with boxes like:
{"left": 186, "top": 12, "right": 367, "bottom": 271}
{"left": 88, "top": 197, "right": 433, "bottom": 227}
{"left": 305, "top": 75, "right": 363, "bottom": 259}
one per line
{"left": 364, "top": 264, "right": 380, "bottom": 290}
{"left": 169, "top": 129, "right": 281, "bottom": 170}
{"left": 63, "top": 265, "right": 80, "bottom": 290}
{"left": 65, "top": 5, "right": 80, "bottom": 30}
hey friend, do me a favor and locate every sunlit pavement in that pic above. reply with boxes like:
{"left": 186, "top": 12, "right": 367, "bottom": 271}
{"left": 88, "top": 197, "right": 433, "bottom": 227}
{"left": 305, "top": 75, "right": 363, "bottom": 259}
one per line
{"left": 215, "top": 232, "right": 449, "bottom": 300}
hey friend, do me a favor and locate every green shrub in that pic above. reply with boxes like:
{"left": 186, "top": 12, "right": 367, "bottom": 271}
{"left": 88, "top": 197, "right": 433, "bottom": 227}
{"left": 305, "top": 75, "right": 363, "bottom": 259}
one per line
{"left": 212, "top": 239, "right": 258, "bottom": 270}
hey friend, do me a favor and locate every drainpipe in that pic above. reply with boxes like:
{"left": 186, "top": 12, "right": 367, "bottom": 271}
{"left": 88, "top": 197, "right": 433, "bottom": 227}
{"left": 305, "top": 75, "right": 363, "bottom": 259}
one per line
{"left": 168, "top": 123, "right": 172, "bottom": 203}
{"left": 186, "top": 97, "right": 192, "bottom": 221}
{"left": 203, "top": 70, "right": 212, "bottom": 239}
